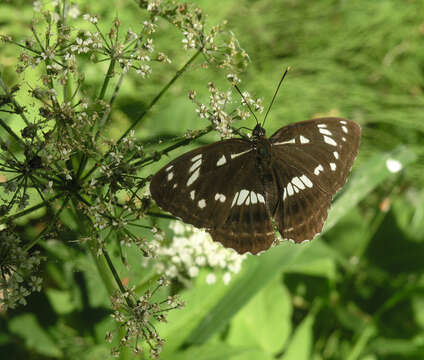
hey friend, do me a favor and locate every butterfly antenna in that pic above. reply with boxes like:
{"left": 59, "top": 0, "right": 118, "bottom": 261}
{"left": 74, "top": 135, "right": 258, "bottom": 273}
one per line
{"left": 262, "top": 66, "right": 290, "bottom": 127}
{"left": 233, "top": 83, "right": 260, "bottom": 125}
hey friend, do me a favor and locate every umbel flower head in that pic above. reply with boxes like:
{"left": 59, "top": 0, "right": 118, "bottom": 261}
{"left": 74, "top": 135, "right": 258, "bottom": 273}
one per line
{"left": 0, "top": 229, "right": 44, "bottom": 310}
{"left": 146, "top": 221, "right": 246, "bottom": 285}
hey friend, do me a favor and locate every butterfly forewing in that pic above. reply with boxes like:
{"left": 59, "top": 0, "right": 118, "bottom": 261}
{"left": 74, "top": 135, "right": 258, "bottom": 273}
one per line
{"left": 270, "top": 117, "right": 361, "bottom": 242}
{"left": 150, "top": 139, "right": 275, "bottom": 254}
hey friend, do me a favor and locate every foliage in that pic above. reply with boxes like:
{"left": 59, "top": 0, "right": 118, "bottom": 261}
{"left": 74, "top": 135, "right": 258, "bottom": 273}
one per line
{"left": 0, "top": 0, "right": 423, "bottom": 359}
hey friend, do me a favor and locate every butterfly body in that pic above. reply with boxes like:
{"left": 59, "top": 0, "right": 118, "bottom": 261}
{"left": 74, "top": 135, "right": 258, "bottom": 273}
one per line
{"left": 150, "top": 117, "right": 361, "bottom": 254}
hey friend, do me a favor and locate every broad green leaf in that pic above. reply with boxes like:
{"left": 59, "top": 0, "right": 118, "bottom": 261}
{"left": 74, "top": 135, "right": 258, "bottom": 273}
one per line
{"left": 46, "top": 288, "right": 76, "bottom": 314}
{"left": 284, "top": 241, "right": 339, "bottom": 279}
{"left": 279, "top": 311, "right": 315, "bottom": 360}
{"left": 158, "top": 271, "right": 230, "bottom": 356}
{"left": 8, "top": 313, "right": 62, "bottom": 358}
{"left": 168, "top": 343, "right": 261, "bottom": 360}
{"left": 230, "top": 348, "right": 275, "bottom": 360}
{"left": 227, "top": 278, "right": 292, "bottom": 354}
{"left": 185, "top": 243, "right": 305, "bottom": 346}
{"left": 286, "top": 256, "right": 336, "bottom": 279}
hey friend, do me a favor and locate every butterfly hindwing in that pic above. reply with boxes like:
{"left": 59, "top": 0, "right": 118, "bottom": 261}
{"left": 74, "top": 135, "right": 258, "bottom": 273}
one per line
{"left": 270, "top": 117, "right": 361, "bottom": 242}
{"left": 150, "top": 139, "right": 276, "bottom": 254}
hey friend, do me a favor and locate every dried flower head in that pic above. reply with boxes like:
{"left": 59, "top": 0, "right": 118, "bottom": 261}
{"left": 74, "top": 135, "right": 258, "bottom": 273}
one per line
{"left": 109, "top": 277, "right": 184, "bottom": 357}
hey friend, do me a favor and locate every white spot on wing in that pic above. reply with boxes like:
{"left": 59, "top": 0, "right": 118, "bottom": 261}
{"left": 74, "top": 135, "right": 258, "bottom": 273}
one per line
{"left": 333, "top": 151, "right": 339, "bottom": 159}
{"left": 231, "top": 192, "right": 239, "bottom": 208}
{"left": 190, "top": 190, "right": 195, "bottom": 200}
{"left": 214, "top": 193, "right": 226, "bottom": 202}
{"left": 250, "top": 192, "right": 258, "bottom": 204}
{"left": 189, "top": 159, "right": 202, "bottom": 173}
{"left": 330, "top": 162, "right": 337, "bottom": 171}
{"left": 198, "top": 199, "right": 206, "bottom": 208}
{"left": 173, "top": 184, "right": 177, "bottom": 189}
{"left": 317, "top": 124, "right": 327, "bottom": 128}
{"left": 216, "top": 155, "right": 226, "bottom": 167}
{"left": 340, "top": 120, "right": 347, "bottom": 125}
{"left": 274, "top": 138, "right": 295, "bottom": 146}
{"left": 292, "top": 176, "right": 306, "bottom": 190}
{"left": 342, "top": 137, "right": 346, "bottom": 142}
{"left": 283, "top": 188, "right": 287, "bottom": 200}
{"left": 314, "top": 164, "right": 324, "bottom": 175}
{"left": 300, "top": 175, "right": 313, "bottom": 188}
{"left": 191, "top": 154, "right": 202, "bottom": 162}
{"left": 287, "top": 183, "right": 294, "bottom": 196}
{"left": 187, "top": 168, "right": 200, "bottom": 186}
{"left": 257, "top": 193, "right": 265, "bottom": 203}
{"left": 300, "top": 135, "right": 310, "bottom": 144}
{"left": 324, "top": 135, "right": 337, "bottom": 146}
{"left": 237, "top": 189, "right": 250, "bottom": 205}
{"left": 167, "top": 172, "right": 174, "bottom": 181}
{"left": 342, "top": 125, "right": 348, "bottom": 133}
{"left": 166, "top": 165, "right": 173, "bottom": 172}
{"left": 319, "top": 128, "right": 333, "bottom": 136}
{"left": 245, "top": 196, "right": 250, "bottom": 205}
{"left": 230, "top": 149, "right": 252, "bottom": 159}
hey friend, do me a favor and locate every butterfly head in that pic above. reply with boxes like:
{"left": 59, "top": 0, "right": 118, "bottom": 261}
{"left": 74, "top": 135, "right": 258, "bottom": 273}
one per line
{"left": 252, "top": 124, "right": 266, "bottom": 139}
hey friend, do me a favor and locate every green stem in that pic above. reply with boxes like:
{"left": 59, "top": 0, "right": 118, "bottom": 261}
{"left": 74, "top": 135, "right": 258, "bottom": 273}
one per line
{"left": 133, "top": 125, "right": 213, "bottom": 168}
{"left": 0, "top": 76, "right": 31, "bottom": 126}
{"left": 81, "top": 48, "right": 203, "bottom": 182}
{"left": 102, "top": 247, "right": 134, "bottom": 308}
{"left": 347, "top": 285, "right": 421, "bottom": 360}
{"left": 117, "top": 47, "right": 203, "bottom": 143}
{"left": 0, "top": 117, "right": 26, "bottom": 146}
{"left": 98, "top": 58, "right": 116, "bottom": 101}
{"left": 1, "top": 192, "right": 64, "bottom": 224}
{"left": 24, "top": 194, "right": 71, "bottom": 251}
{"left": 90, "top": 246, "right": 118, "bottom": 296}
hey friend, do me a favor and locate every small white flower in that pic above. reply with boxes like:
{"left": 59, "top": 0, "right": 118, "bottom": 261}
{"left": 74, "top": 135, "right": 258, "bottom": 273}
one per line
{"left": 223, "top": 272, "right": 231, "bottom": 285}
{"left": 33, "top": 0, "right": 42, "bottom": 12}
{"left": 188, "top": 266, "right": 199, "bottom": 278}
{"left": 68, "top": 4, "right": 80, "bottom": 18}
{"left": 386, "top": 158, "right": 403, "bottom": 173}
{"left": 206, "top": 273, "right": 217, "bottom": 284}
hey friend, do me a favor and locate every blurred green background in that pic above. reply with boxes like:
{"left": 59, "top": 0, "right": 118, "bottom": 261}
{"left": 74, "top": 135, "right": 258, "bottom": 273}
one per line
{"left": 1, "top": 0, "right": 424, "bottom": 359}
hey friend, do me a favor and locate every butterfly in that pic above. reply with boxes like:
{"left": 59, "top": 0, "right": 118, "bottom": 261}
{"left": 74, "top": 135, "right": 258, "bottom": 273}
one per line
{"left": 150, "top": 73, "right": 361, "bottom": 254}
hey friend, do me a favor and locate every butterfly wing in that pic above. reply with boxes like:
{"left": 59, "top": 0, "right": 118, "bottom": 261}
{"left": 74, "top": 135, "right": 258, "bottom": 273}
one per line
{"left": 150, "top": 139, "right": 275, "bottom": 254}
{"left": 270, "top": 117, "right": 361, "bottom": 242}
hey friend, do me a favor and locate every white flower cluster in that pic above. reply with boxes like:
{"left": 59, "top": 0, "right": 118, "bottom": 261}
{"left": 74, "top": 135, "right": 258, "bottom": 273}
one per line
{"left": 147, "top": 221, "right": 246, "bottom": 285}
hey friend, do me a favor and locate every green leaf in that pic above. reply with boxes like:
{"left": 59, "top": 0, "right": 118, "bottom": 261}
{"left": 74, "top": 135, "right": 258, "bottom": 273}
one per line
{"left": 284, "top": 241, "right": 339, "bottom": 279}
{"left": 158, "top": 271, "right": 230, "bottom": 356}
{"left": 279, "top": 310, "right": 315, "bottom": 360}
{"left": 46, "top": 288, "right": 76, "bottom": 314}
{"left": 229, "top": 348, "right": 275, "bottom": 360}
{"left": 227, "top": 278, "right": 292, "bottom": 354}
{"left": 186, "top": 243, "right": 305, "bottom": 345}
{"left": 8, "top": 313, "right": 63, "bottom": 358}
{"left": 167, "top": 343, "right": 263, "bottom": 360}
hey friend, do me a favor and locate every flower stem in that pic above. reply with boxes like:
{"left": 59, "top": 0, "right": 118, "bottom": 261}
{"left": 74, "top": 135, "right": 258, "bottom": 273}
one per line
{"left": 117, "top": 47, "right": 204, "bottom": 143}
{"left": 102, "top": 247, "right": 134, "bottom": 308}
{"left": 98, "top": 58, "right": 116, "bottom": 101}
